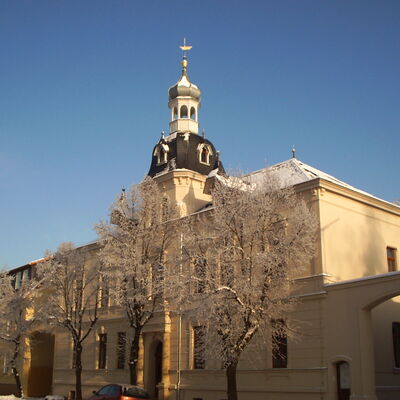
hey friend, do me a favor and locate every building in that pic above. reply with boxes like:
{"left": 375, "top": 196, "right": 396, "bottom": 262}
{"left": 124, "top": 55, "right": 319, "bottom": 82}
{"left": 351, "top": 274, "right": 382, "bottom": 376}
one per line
{"left": 2, "top": 47, "right": 400, "bottom": 400}
{"left": 0, "top": 258, "right": 54, "bottom": 397}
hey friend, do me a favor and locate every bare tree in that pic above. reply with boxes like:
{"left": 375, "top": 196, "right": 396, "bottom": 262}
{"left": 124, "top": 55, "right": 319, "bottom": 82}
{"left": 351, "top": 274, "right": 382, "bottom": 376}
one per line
{"left": 40, "top": 242, "right": 102, "bottom": 400}
{"left": 179, "top": 174, "right": 317, "bottom": 400}
{"left": 0, "top": 268, "right": 45, "bottom": 397}
{"left": 95, "top": 177, "right": 177, "bottom": 385}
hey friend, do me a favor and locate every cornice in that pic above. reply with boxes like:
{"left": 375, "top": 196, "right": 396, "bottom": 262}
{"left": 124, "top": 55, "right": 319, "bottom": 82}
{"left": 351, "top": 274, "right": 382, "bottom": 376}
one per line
{"left": 294, "top": 178, "right": 400, "bottom": 216}
{"left": 153, "top": 169, "right": 208, "bottom": 184}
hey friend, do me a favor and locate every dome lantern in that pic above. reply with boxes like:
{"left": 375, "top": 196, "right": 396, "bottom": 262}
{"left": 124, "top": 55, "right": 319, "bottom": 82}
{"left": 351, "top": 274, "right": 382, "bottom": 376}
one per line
{"left": 168, "top": 39, "right": 201, "bottom": 134}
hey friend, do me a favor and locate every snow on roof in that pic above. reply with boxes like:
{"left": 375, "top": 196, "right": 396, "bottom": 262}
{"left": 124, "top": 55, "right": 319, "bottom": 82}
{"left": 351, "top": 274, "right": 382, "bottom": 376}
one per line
{"left": 164, "top": 132, "right": 177, "bottom": 142}
{"left": 243, "top": 158, "right": 394, "bottom": 205}
{"left": 28, "top": 257, "right": 48, "bottom": 265}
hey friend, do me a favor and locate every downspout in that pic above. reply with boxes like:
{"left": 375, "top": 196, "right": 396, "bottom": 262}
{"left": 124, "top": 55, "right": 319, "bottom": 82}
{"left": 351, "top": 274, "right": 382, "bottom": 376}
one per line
{"left": 176, "top": 232, "right": 183, "bottom": 400}
{"left": 177, "top": 313, "right": 182, "bottom": 400}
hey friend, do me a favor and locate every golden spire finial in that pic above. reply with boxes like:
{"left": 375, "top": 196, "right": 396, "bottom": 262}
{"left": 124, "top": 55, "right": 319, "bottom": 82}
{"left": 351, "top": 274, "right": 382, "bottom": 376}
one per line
{"left": 179, "top": 38, "right": 192, "bottom": 72}
{"left": 180, "top": 38, "right": 192, "bottom": 57}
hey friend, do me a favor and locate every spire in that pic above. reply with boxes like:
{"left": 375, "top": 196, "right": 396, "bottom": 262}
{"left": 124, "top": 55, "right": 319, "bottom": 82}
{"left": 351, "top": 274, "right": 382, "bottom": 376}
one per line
{"left": 119, "top": 187, "right": 126, "bottom": 204}
{"left": 168, "top": 39, "right": 201, "bottom": 135}
{"left": 292, "top": 146, "right": 296, "bottom": 159}
{"left": 110, "top": 187, "right": 127, "bottom": 225}
{"left": 180, "top": 38, "right": 192, "bottom": 76}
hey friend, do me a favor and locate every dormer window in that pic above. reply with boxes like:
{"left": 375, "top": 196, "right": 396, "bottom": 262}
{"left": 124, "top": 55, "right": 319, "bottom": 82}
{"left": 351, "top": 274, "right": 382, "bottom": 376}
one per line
{"left": 197, "top": 143, "right": 213, "bottom": 165}
{"left": 153, "top": 143, "right": 169, "bottom": 165}
{"left": 201, "top": 147, "right": 209, "bottom": 163}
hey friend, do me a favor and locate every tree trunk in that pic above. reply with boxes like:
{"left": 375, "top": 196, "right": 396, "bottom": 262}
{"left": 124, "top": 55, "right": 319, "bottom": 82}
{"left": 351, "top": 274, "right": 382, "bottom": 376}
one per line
{"left": 129, "top": 327, "right": 142, "bottom": 385}
{"left": 226, "top": 361, "right": 238, "bottom": 400}
{"left": 11, "top": 338, "right": 23, "bottom": 398}
{"left": 74, "top": 342, "right": 83, "bottom": 400}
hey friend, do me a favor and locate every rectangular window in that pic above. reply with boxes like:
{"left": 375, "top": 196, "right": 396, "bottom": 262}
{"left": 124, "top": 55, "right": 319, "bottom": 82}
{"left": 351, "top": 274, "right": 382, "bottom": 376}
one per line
{"left": 387, "top": 247, "right": 397, "bottom": 272}
{"left": 393, "top": 322, "right": 400, "bottom": 368}
{"left": 22, "top": 267, "right": 31, "bottom": 282}
{"left": 15, "top": 271, "right": 23, "bottom": 289}
{"left": 98, "top": 333, "right": 107, "bottom": 369}
{"left": 2, "top": 355, "right": 10, "bottom": 375}
{"left": 151, "top": 263, "right": 165, "bottom": 301}
{"left": 72, "top": 341, "right": 76, "bottom": 369}
{"left": 193, "top": 326, "right": 205, "bottom": 369}
{"left": 272, "top": 320, "right": 287, "bottom": 368}
{"left": 116, "top": 332, "right": 126, "bottom": 369}
{"left": 194, "top": 257, "right": 206, "bottom": 293}
{"left": 100, "top": 281, "right": 109, "bottom": 308}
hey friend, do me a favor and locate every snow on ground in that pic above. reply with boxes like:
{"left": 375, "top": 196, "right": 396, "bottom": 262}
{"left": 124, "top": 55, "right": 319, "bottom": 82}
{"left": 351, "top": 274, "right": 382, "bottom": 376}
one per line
{"left": 0, "top": 396, "right": 64, "bottom": 400}
{"left": 0, "top": 397, "right": 44, "bottom": 400}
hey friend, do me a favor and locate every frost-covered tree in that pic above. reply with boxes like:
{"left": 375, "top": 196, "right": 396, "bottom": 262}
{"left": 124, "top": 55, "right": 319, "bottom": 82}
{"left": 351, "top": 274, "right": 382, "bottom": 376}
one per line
{"left": 96, "top": 177, "right": 177, "bottom": 385}
{"left": 179, "top": 174, "right": 317, "bottom": 400}
{"left": 0, "top": 267, "right": 45, "bottom": 397}
{"left": 40, "top": 242, "right": 102, "bottom": 400}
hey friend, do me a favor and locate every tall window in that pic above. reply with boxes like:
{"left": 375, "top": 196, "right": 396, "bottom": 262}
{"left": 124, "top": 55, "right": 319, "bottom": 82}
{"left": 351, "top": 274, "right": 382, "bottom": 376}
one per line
{"left": 23, "top": 267, "right": 31, "bottom": 282}
{"left": 116, "top": 332, "right": 126, "bottom": 369}
{"left": 100, "top": 278, "right": 109, "bottom": 308}
{"left": 194, "top": 257, "right": 206, "bottom": 293}
{"left": 2, "top": 355, "right": 9, "bottom": 375}
{"left": 387, "top": 247, "right": 397, "bottom": 271}
{"left": 393, "top": 322, "right": 400, "bottom": 368}
{"left": 71, "top": 341, "right": 76, "bottom": 369}
{"left": 272, "top": 321, "right": 287, "bottom": 368}
{"left": 14, "top": 271, "right": 23, "bottom": 289}
{"left": 190, "top": 107, "right": 196, "bottom": 120}
{"left": 180, "top": 105, "right": 188, "bottom": 118}
{"left": 154, "top": 145, "right": 168, "bottom": 165}
{"left": 98, "top": 333, "right": 107, "bottom": 369}
{"left": 201, "top": 147, "right": 209, "bottom": 164}
{"left": 193, "top": 326, "right": 205, "bottom": 369}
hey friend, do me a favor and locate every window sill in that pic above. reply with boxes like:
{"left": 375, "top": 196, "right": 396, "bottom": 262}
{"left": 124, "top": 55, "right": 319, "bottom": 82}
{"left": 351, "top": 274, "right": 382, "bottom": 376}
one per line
{"left": 199, "top": 160, "right": 210, "bottom": 166}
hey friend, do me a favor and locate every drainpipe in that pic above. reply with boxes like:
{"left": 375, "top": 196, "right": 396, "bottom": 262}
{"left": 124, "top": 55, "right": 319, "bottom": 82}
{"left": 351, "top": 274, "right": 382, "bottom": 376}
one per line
{"left": 176, "top": 232, "right": 183, "bottom": 400}
{"left": 176, "top": 313, "right": 182, "bottom": 400}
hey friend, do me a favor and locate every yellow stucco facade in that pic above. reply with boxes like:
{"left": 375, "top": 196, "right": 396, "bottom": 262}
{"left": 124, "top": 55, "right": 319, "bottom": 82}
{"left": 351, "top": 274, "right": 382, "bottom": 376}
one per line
{"left": 4, "top": 158, "right": 397, "bottom": 400}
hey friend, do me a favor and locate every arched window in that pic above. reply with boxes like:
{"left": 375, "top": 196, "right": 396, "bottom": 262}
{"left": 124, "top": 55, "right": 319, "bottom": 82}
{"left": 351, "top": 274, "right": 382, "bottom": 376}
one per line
{"left": 173, "top": 107, "right": 178, "bottom": 120}
{"left": 336, "top": 361, "right": 351, "bottom": 400}
{"left": 201, "top": 147, "right": 209, "bottom": 164}
{"left": 190, "top": 107, "right": 196, "bottom": 120}
{"left": 159, "top": 149, "right": 167, "bottom": 164}
{"left": 180, "top": 105, "right": 188, "bottom": 119}
{"left": 153, "top": 144, "right": 169, "bottom": 165}
{"left": 197, "top": 143, "right": 212, "bottom": 165}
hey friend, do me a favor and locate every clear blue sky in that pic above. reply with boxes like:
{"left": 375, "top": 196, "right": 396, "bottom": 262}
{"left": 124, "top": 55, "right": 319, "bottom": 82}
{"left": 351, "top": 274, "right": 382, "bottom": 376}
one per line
{"left": 1, "top": 0, "right": 399, "bottom": 269}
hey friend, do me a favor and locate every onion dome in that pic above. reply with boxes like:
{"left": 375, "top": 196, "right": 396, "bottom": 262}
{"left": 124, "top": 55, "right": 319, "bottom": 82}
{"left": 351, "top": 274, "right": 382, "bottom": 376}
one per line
{"left": 168, "top": 56, "right": 201, "bottom": 100}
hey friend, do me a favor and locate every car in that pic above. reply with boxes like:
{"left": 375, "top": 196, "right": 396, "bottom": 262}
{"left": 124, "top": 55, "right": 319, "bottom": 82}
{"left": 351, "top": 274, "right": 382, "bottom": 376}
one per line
{"left": 88, "top": 384, "right": 150, "bottom": 400}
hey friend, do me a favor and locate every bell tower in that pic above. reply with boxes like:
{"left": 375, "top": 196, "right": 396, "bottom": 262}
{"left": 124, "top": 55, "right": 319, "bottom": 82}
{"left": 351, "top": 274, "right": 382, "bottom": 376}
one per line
{"left": 168, "top": 39, "right": 201, "bottom": 135}
{"left": 148, "top": 41, "right": 225, "bottom": 216}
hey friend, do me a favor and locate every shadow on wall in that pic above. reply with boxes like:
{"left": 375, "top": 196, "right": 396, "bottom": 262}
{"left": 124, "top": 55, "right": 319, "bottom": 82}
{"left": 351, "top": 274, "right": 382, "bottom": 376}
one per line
{"left": 27, "top": 332, "right": 55, "bottom": 397}
{"left": 362, "top": 208, "right": 386, "bottom": 278}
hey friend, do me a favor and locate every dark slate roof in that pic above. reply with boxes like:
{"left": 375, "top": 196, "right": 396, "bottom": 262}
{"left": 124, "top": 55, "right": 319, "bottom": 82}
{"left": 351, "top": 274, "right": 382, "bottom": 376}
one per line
{"left": 148, "top": 132, "right": 225, "bottom": 177}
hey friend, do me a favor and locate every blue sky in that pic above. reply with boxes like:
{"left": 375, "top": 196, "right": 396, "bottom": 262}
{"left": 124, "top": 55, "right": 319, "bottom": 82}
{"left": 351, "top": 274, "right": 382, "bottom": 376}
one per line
{"left": 1, "top": 0, "right": 399, "bottom": 269}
